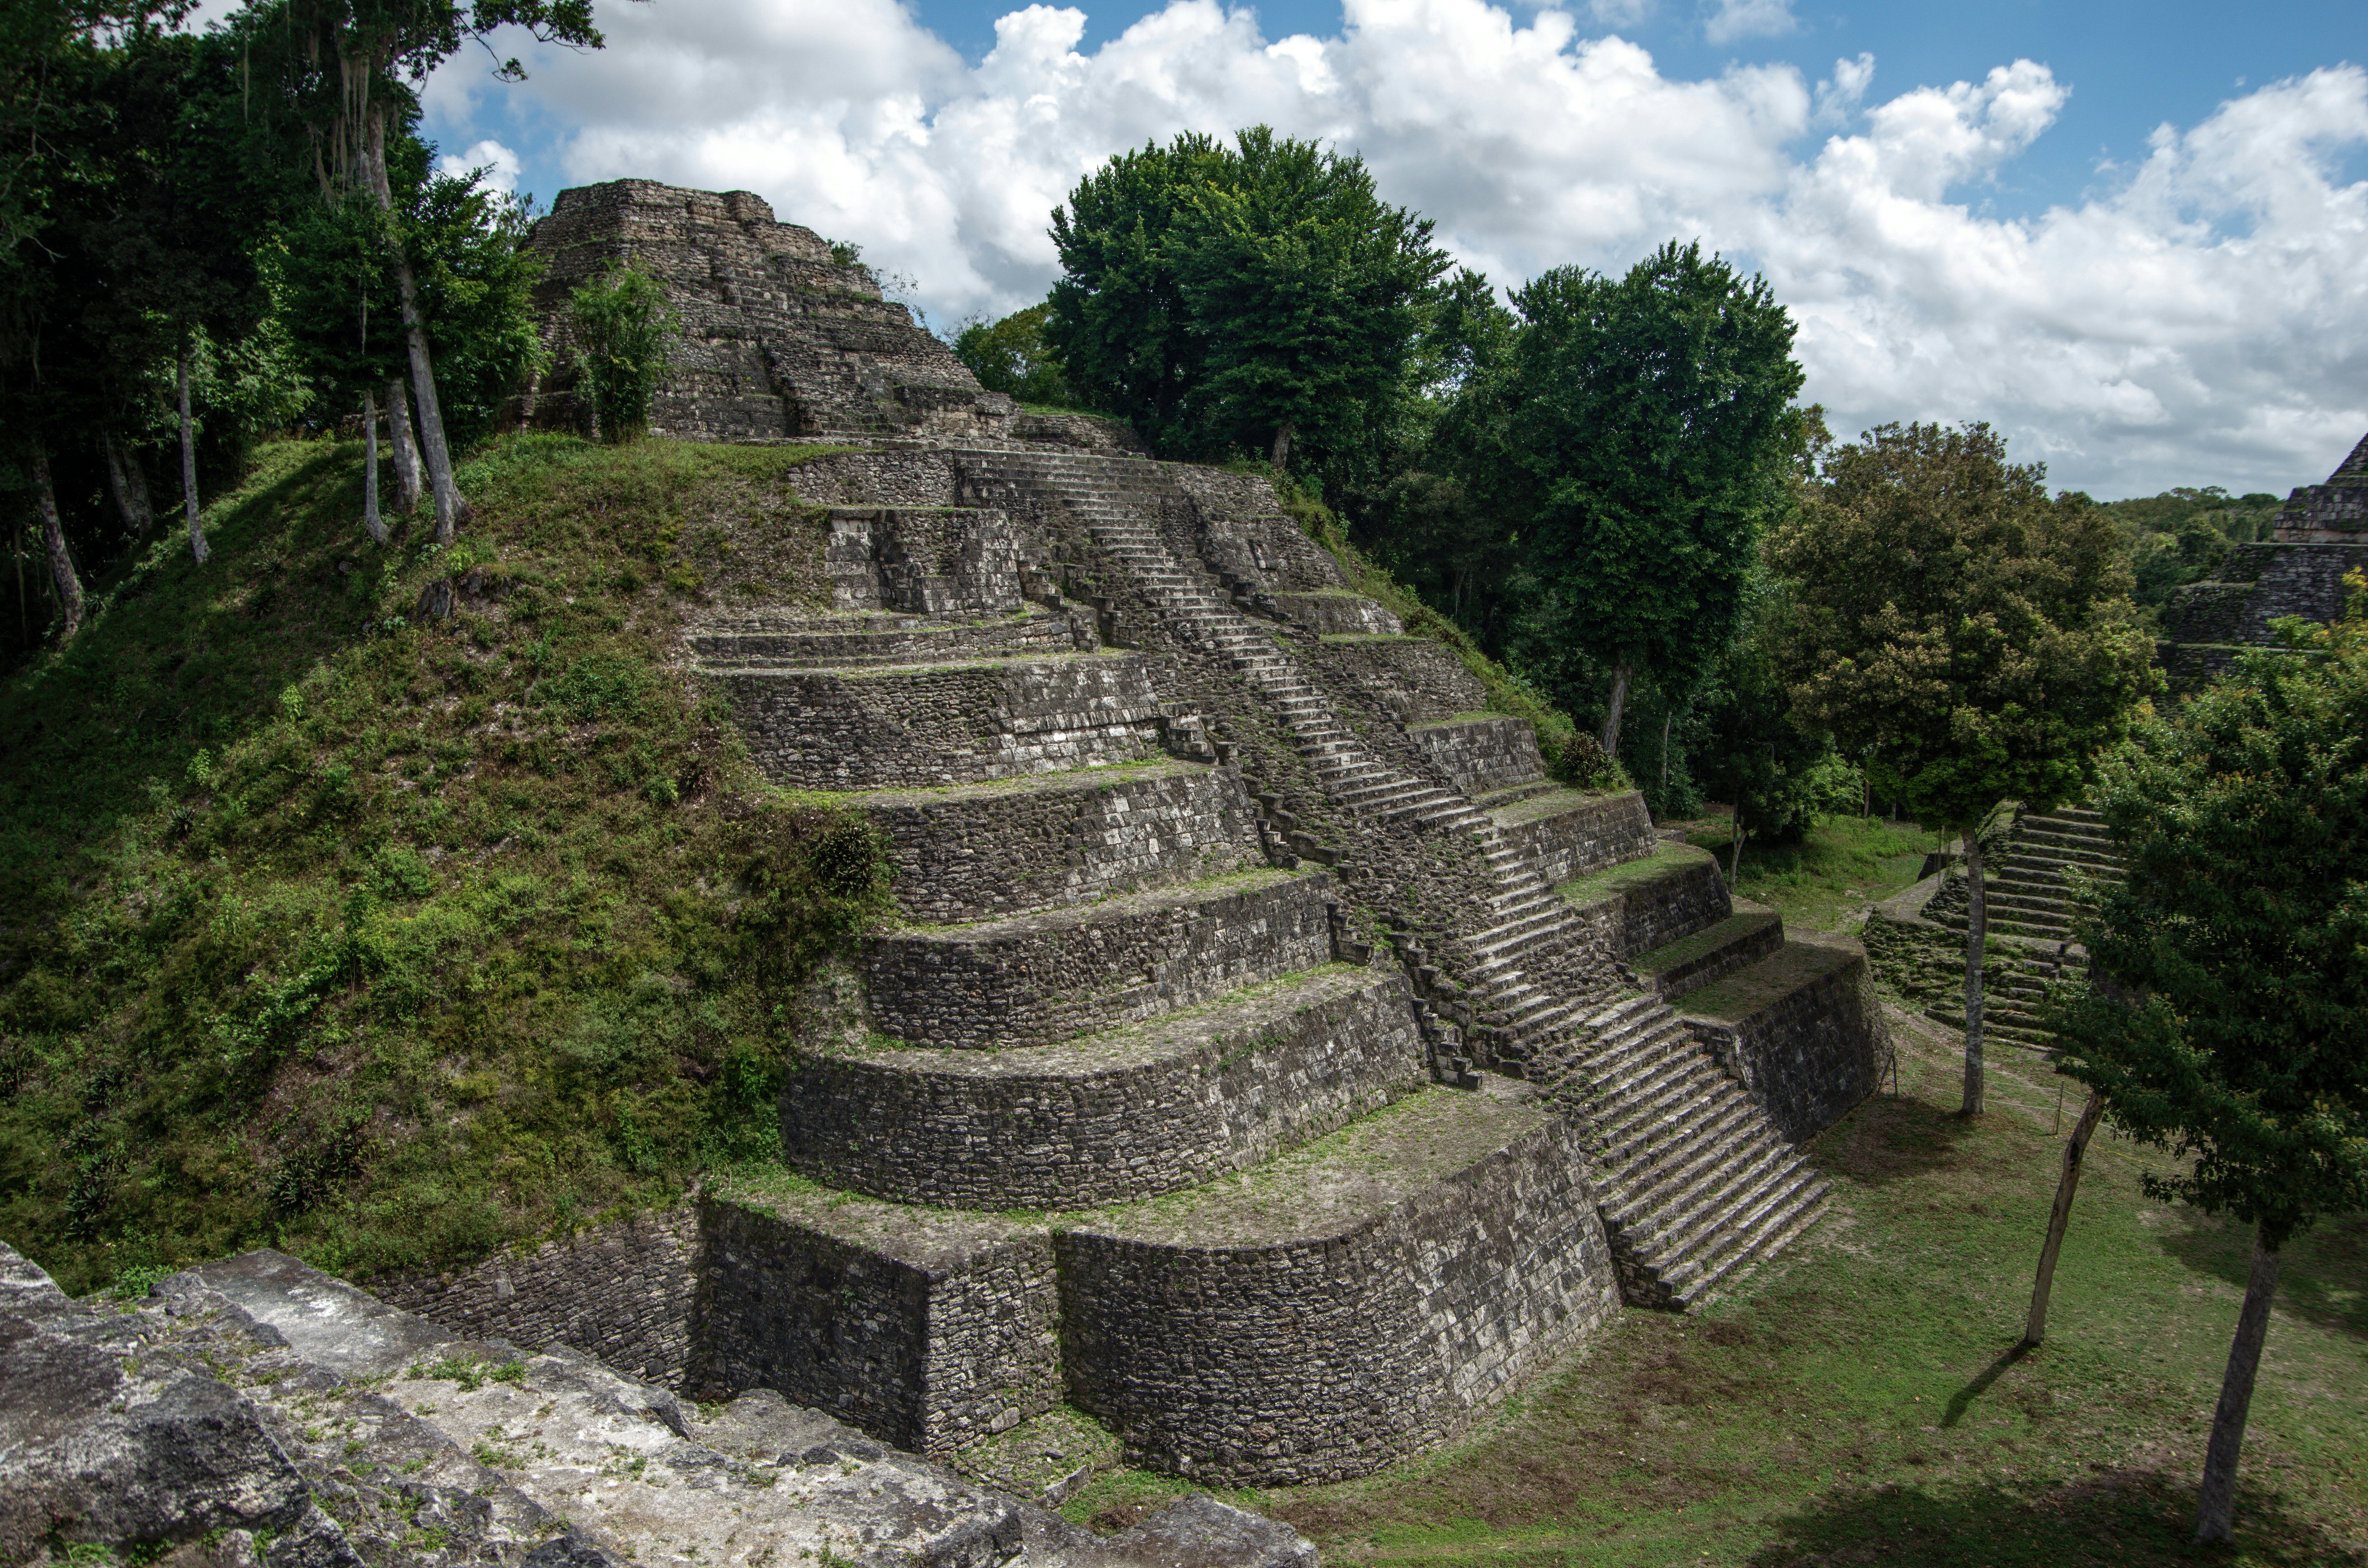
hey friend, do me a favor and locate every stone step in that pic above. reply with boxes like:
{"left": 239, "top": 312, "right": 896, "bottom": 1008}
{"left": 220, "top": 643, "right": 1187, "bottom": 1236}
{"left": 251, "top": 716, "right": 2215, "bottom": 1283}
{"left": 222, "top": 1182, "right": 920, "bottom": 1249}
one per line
{"left": 863, "top": 866, "right": 1339, "bottom": 1051}
{"left": 1633, "top": 907, "right": 1786, "bottom": 1002}
{"left": 782, "top": 962, "right": 1424, "bottom": 1209}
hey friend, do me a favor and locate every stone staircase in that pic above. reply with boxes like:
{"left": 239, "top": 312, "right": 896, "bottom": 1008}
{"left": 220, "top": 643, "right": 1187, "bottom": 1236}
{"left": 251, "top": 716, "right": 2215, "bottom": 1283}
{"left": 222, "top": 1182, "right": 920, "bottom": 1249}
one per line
{"left": 954, "top": 446, "right": 1835, "bottom": 1310}
{"left": 953, "top": 447, "right": 1611, "bottom": 1084}
{"left": 1556, "top": 993, "right": 1831, "bottom": 1309}
{"left": 1925, "top": 805, "right": 2123, "bottom": 1046}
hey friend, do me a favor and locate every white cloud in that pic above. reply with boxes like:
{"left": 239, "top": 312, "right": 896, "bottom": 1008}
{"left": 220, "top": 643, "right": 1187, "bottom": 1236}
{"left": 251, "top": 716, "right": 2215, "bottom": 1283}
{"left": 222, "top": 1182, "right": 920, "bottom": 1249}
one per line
{"left": 434, "top": 138, "right": 524, "bottom": 196}
{"left": 1702, "top": 0, "right": 1795, "bottom": 47}
{"left": 1813, "top": 52, "right": 1874, "bottom": 127}
{"left": 433, "top": 0, "right": 2368, "bottom": 494}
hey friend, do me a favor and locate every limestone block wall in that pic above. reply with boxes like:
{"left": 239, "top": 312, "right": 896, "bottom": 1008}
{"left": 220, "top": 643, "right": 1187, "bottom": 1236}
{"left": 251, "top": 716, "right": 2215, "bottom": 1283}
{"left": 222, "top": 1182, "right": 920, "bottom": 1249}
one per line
{"left": 1008, "top": 412, "right": 1147, "bottom": 453}
{"left": 861, "top": 870, "right": 1338, "bottom": 1049}
{"left": 789, "top": 449, "right": 962, "bottom": 509}
{"left": 1409, "top": 716, "right": 1546, "bottom": 797}
{"left": 714, "top": 654, "right": 1168, "bottom": 788}
{"left": 1055, "top": 1097, "right": 1619, "bottom": 1485}
{"left": 864, "top": 763, "right": 1262, "bottom": 924}
{"left": 374, "top": 1210, "right": 699, "bottom": 1388}
{"left": 1310, "top": 636, "right": 1488, "bottom": 723}
{"left": 687, "top": 608, "right": 1086, "bottom": 671}
{"left": 1561, "top": 842, "right": 1733, "bottom": 961}
{"left": 2167, "top": 543, "right": 2368, "bottom": 647}
{"left": 1491, "top": 790, "right": 1656, "bottom": 885}
{"left": 1272, "top": 592, "right": 1403, "bottom": 636}
{"left": 780, "top": 967, "right": 1425, "bottom": 1207}
{"left": 1681, "top": 946, "right": 1887, "bottom": 1143}
{"left": 1162, "top": 466, "right": 1346, "bottom": 592}
{"left": 695, "top": 1194, "right": 1061, "bottom": 1454}
{"left": 826, "top": 508, "right": 1022, "bottom": 613}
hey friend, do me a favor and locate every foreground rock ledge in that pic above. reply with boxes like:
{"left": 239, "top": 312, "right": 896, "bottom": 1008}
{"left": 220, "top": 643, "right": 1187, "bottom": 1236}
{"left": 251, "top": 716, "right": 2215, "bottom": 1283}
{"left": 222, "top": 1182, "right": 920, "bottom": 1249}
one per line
{"left": 0, "top": 1241, "right": 1317, "bottom": 1568}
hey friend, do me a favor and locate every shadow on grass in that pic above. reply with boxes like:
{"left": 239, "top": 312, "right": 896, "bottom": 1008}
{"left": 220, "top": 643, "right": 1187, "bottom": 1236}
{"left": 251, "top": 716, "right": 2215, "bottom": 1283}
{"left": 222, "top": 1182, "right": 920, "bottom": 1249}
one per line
{"left": 2153, "top": 1210, "right": 2368, "bottom": 1343}
{"left": 1742, "top": 1470, "right": 2364, "bottom": 1568}
{"left": 1940, "top": 1341, "right": 2031, "bottom": 1429}
{"left": 1816, "top": 1091, "right": 1976, "bottom": 1188}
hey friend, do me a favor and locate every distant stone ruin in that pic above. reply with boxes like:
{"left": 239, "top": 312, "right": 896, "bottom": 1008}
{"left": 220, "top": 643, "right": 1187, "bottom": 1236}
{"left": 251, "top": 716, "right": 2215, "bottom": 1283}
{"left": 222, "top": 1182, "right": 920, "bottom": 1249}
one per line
{"left": 0, "top": 180, "right": 1895, "bottom": 1567}
{"left": 2160, "top": 430, "right": 2368, "bottom": 686}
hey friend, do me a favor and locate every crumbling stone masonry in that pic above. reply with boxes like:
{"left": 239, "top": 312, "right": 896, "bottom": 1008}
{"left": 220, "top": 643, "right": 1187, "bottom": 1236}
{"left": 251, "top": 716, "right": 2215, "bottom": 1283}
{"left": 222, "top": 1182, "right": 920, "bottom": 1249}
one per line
{"left": 2160, "top": 429, "right": 2368, "bottom": 686}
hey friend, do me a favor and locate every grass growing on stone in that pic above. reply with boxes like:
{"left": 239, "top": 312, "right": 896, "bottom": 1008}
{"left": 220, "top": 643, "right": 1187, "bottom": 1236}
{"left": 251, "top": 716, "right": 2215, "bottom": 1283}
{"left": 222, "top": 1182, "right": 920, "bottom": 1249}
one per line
{"left": 1676, "top": 813, "right": 1936, "bottom": 933}
{"left": 1065, "top": 1024, "right": 2368, "bottom": 1562}
{"left": 0, "top": 433, "right": 888, "bottom": 1293}
{"left": 1554, "top": 839, "right": 1717, "bottom": 909}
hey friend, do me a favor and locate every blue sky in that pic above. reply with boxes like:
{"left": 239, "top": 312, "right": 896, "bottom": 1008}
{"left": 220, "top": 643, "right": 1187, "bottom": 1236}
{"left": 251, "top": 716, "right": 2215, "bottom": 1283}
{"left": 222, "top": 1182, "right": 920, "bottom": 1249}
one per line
{"left": 405, "top": 0, "right": 2368, "bottom": 496}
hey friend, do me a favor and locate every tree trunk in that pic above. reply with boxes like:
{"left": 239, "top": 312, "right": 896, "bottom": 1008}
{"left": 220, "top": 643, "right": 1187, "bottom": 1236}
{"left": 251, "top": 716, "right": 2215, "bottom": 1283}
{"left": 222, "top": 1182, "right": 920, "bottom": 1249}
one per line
{"left": 101, "top": 432, "right": 154, "bottom": 537}
{"left": 1600, "top": 659, "right": 1634, "bottom": 758}
{"left": 177, "top": 347, "right": 210, "bottom": 565}
{"left": 2023, "top": 1088, "right": 2103, "bottom": 1346}
{"left": 1269, "top": 419, "right": 1293, "bottom": 470}
{"left": 1728, "top": 809, "right": 1745, "bottom": 888}
{"left": 361, "top": 389, "right": 388, "bottom": 545}
{"left": 1961, "top": 831, "right": 1986, "bottom": 1115}
{"left": 2196, "top": 1225, "right": 2282, "bottom": 1543}
{"left": 31, "top": 448, "right": 85, "bottom": 641}
{"left": 364, "top": 106, "right": 467, "bottom": 540}
{"left": 1660, "top": 711, "right": 1671, "bottom": 795}
{"left": 386, "top": 375, "right": 422, "bottom": 513}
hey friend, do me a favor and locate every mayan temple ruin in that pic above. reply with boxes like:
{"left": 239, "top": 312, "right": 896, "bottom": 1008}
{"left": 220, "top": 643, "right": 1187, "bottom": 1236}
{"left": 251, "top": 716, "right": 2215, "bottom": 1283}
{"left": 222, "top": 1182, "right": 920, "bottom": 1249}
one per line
{"left": 2, "top": 180, "right": 1898, "bottom": 1568}
{"left": 2159, "top": 429, "right": 2368, "bottom": 686}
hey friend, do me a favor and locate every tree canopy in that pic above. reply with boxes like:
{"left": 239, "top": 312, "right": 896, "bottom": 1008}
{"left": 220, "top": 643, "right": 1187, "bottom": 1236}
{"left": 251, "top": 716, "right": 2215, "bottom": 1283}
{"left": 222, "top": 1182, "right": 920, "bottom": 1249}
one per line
{"left": 1046, "top": 127, "right": 1448, "bottom": 478}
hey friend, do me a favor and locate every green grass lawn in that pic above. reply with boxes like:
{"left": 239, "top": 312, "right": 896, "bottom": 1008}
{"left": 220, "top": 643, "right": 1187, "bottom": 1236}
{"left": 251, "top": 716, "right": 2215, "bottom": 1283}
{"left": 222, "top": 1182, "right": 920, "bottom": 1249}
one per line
{"left": 1667, "top": 811, "right": 1939, "bottom": 933}
{"left": 1197, "top": 1021, "right": 2365, "bottom": 1565}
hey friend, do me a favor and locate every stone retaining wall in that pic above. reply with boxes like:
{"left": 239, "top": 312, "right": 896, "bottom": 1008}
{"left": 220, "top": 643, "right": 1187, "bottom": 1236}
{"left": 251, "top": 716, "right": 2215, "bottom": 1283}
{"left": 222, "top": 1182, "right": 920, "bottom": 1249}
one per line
{"left": 1408, "top": 716, "right": 1546, "bottom": 796}
{"left": 790, "top": 448, "right": 962, "bottom": 508}
{"left": 1562, "top": 842, "right": 1732, "bottom": 960}
{"left": 373, "top": 1210, "right": 700, "bottom": 1388}
{"left": 1162, "top": 467, "right": 1345, "bottom": 593}
{"left": 2166, "top": 542, "right": 2368, "bottom": 648}
{"left": 1272, "top": 592, "right": 1403, "bottom": 636}
{"left": 865, "top": 763, "right": 1262, "bottom": 923}
{"left": 688, "top": 608, "right": 1086, "bottom": 669}
{"left": 862, "top": 870, "right": 1337, "bottom": 1049}
{"left": 1492, "top": 790, "right": 1656, "bottom": 885}
{"left": 714, "top": 654, "right": 1168, "bottom": 788}
{"left": 695, "top": 1193, "right": 1061, "bottom": 1455}
{"left": 1681, "top": 943, "right": 1887, "bottom": 1143}
{"left": 780, "top": 968, "right": 1425, "bottom": 1208}
{"left": 1055, "top": 1099, "right": 1618, "bottom": 1485}
{"left": 1310, "top": 636, "right": 1488, "bottom": 723}
{"left": 826, "top": 508, "right": 1023, "bottom": 613}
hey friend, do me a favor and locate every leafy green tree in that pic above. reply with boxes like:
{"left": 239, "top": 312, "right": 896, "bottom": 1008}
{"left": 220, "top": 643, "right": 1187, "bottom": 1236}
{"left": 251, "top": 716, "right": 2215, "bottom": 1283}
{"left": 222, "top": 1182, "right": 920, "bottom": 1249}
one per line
{"left": 951, "top": 302, "right": 1073, "bottom": 408}
{"left": 1770, "top": 422, "right": 2155, "bottom": 1113}
{"left": 1169, "top": 127, "right": 1448, "bottom": 471}
{"left": 1686, "top": 571, "right": 1846, "bottom": 872}
{"left": 2098, "top": 485, "right": 2282, "bottom": 613}
{"left": 1045, "top": 131, "right": 1233, "bottom": 453}
{"left": 2048, "top": 601, "right": 2367, "bottom": 1544}
{"left": 1502, "top": 242, "right": 1805, "bottom": 761}
{"left": 1046, "top": 127, "right": 1447, "bottom": 478}
{"left": 229, "top": 0, "right": 603, "bottom": 539}
{"left": 567, "top": 260, "right": 673, "bottom": 442}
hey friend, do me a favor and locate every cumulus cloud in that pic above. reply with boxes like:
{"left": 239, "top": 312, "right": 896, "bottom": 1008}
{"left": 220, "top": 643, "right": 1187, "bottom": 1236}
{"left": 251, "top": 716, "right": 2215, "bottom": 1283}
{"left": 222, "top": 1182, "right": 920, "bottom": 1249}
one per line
{"left": 1702, "top": 0, "right": 1795, "bottom": 48}
{"left": 432, "top": 0, "right": 2368, "bottom": 493}
{"left": 435, "top": 138, "right": 524, "bottom": 196}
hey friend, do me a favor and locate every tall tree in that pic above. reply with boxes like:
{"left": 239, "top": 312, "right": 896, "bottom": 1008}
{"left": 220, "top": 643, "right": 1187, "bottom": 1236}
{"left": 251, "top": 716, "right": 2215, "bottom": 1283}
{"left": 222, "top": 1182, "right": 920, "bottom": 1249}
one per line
{"left": 1503, "top": 243, "right": 1804, "bottom": 759}
{"left": 2049, "top": 603, "right": 2368, "bottom": 1543}
{"left": 233, "top": 0, "right": 602, "bottom": 539}
{"left": 1770, "top": 422, "right": 2155, "bottom": 1113}
{"left": 951, "top": 302, "right": 1073, "bottom": 408}
{"left": 1047, "top": 127, "right": 1446, "bottom": 480}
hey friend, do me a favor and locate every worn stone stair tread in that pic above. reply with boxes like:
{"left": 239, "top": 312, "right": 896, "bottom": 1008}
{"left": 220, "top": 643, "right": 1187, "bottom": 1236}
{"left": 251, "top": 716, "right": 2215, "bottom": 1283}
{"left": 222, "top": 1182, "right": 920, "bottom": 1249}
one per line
{"left": 1672, "top": 938, "right": 1862, "bottom": 1026}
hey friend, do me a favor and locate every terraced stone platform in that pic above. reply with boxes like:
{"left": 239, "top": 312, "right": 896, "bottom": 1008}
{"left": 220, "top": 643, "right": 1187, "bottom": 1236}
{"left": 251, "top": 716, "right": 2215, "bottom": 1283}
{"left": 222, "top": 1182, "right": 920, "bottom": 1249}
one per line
{"left": 369, "top": 179, "right": 1895, "bottom": 1506}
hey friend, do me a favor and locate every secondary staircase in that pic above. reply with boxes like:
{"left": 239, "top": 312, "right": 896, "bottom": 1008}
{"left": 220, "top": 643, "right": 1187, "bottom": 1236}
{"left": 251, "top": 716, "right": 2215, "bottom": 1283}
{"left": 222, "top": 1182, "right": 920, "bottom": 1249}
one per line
{"left": 955, "top": 444, "right": 1834, "bottom": 1307}
{"left": 1927, "top": 805, "right": 2125, "bottom": 1048}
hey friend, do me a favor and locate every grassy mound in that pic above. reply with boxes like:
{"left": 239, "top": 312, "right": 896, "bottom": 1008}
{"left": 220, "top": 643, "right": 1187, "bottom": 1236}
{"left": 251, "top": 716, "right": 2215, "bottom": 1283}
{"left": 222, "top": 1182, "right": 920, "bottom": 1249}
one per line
{"left": 0, "top": 434, "right": 888, "bottom": 1294}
